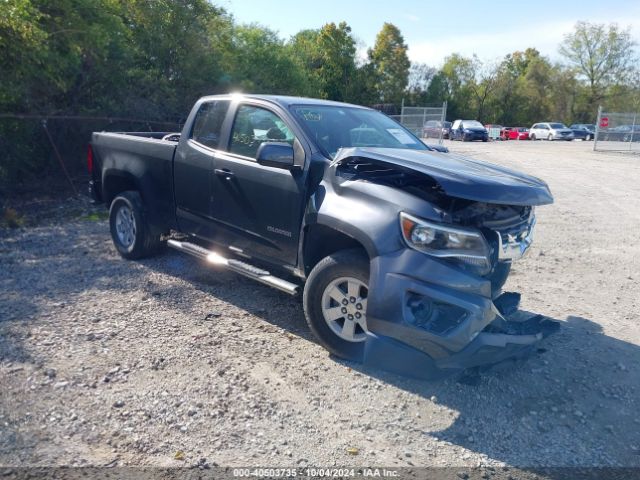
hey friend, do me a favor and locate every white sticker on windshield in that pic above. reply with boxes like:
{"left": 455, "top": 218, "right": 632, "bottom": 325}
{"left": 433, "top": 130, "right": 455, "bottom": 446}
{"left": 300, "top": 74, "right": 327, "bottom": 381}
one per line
{"left": 386, "top": 128, "right": 417, "bottom": 144}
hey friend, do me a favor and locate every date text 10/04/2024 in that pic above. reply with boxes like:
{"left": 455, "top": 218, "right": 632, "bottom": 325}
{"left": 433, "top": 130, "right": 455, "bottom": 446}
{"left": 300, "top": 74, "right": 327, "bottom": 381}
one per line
{"left": 232, "top": 468, "right": 399, "bottom": 477}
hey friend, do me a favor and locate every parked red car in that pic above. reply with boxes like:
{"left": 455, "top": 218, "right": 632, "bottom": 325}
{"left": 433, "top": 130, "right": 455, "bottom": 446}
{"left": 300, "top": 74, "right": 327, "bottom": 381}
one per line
{"left": 501, "top": 127, "right": 530, "bottom": 140}
{"left": 499, "top": 127, "right": 513, "bottom": 140}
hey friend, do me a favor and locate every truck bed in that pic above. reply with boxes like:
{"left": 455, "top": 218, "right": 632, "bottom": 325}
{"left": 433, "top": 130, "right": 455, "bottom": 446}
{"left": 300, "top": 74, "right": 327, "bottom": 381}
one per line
{"left": 92, "top": 132, "right": 179, "bottom": 162}
{"left": 90, "top": 131, "right": 181, "bottom": 232}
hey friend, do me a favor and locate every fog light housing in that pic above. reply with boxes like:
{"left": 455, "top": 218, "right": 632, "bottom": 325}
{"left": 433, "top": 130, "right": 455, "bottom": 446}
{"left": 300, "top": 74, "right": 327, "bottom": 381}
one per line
{"left": 405, "top": 293, "right": 468, "bottom": 335}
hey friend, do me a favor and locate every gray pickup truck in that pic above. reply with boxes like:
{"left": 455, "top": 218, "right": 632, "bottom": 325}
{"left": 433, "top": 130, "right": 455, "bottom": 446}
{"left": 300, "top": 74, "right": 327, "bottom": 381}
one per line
{"left": 88, "top": 94, "right": 557, "bottom": 379}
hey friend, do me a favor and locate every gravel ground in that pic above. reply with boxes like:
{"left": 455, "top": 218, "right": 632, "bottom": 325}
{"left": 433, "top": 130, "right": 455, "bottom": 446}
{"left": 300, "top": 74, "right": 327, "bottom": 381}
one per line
{"left": 1, "top": 140, "right": 639, "bottom": 472}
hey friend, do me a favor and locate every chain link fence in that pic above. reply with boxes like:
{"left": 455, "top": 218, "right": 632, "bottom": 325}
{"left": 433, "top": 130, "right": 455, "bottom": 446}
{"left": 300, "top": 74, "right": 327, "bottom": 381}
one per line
{"left": 594, "top": 107, "right": 640, "bottom": 153}
{"left": 0, "top": 115, "right": 183, "bottom": 192}
{"left": 390, "top": 102, "right": 448, "bottom": 144}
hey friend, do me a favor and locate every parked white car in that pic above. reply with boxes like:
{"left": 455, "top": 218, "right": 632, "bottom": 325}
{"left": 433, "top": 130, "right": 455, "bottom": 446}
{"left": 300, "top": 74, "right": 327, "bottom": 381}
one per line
{"left": 529, "top": 122, "right": 574, "bottom": 141}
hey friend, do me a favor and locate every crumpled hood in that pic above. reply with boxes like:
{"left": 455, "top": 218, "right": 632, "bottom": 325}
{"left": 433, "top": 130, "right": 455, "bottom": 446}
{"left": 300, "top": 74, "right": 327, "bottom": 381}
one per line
{"left": 333, "top": 147, "right": 553, "bottom": 206}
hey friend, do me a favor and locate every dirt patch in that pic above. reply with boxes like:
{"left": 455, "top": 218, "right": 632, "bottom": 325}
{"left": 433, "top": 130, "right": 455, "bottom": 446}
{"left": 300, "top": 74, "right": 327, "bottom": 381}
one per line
{"left": 1, "top": 140, "right": 639, "bottom": 470}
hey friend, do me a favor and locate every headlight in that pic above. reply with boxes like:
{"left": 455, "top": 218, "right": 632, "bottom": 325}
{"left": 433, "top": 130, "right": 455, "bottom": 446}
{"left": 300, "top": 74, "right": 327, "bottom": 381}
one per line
{"left": 399, "top": 212, "right": 491, "bottom": 274}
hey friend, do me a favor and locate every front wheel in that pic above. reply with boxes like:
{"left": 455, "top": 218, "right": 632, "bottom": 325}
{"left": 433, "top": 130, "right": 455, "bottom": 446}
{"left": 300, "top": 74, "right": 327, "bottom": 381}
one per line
{"left": 530, "top": 134, "right": 536, "bottom": 141}
{"left": 109, "top": 191, "right": 164, "bottom": 259}
{"left": 585, "top": 134, "right": 591, "bottom": 141}
{"left": 548, "top": 134, "right": 553, "bottom": 141}
{"left": 303, "top": 249, "right": 370, "bottom": 361}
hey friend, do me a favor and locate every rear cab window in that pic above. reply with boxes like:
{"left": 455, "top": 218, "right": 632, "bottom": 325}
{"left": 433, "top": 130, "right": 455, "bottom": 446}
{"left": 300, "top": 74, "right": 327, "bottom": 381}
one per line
{"left": 190, "top": 100, "right": 231, "bottom": 149}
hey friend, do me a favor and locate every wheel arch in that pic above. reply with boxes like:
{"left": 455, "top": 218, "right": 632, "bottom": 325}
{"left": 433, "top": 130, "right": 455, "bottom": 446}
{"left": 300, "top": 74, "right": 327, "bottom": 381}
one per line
{"left": 301, "top": 223, "right": 372, "bottom": 277}
{"left": 102, "top": 170, "right": 140, "bottom": 205}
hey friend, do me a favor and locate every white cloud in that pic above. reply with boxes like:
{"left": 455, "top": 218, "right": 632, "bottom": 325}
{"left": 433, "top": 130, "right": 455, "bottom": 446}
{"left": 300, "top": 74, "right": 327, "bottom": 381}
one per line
{"left": 403, "top": 13, "right": 421, "bottom": 23}
{"left": 408, "top": 18, "right": 640, "bottom": 67}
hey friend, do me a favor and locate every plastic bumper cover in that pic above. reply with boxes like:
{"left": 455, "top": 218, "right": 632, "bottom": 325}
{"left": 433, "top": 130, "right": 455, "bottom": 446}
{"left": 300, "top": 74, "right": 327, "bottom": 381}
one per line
{"left": 362, "top": 249, "right": 559, "bottom": 379}
{"left": 364, "top": 314, "right": 559, "bottom": 380}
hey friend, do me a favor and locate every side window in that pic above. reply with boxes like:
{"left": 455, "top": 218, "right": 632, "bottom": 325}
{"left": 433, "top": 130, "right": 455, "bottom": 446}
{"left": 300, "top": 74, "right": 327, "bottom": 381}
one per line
{"left": 229, "top": 105, "right": 295, "bottom": 159}
{"left": 190, "top": 100, "right": 230, "bottom": 149}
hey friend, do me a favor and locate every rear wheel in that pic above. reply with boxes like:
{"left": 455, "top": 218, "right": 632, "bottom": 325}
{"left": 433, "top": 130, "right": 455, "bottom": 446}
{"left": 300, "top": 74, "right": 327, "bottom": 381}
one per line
{"left": 109, "top": 191, "right": 164, "bottom": 259}
{"left": 530, "top": 134, "right": 536, "bottom": 141}
{"left": 585, "top": 134, "right": 591, "bottom": 141}
{"left": 547, "top": 133, "right": 553, "bottom": 141}
{"left": 303, "top": 249, "right": 370, "bottom": 361}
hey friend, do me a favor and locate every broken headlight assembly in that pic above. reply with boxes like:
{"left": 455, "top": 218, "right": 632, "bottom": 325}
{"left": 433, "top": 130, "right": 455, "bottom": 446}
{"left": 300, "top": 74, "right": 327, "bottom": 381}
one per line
{"left": 399, "top": 212, "right": 492, "bottom": 274}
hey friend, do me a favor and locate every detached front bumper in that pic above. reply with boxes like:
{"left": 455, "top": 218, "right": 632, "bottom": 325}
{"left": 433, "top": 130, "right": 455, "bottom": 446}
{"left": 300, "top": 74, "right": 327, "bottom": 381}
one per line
{"left": 362, "top": 249, "right": 559, "bottom": 380}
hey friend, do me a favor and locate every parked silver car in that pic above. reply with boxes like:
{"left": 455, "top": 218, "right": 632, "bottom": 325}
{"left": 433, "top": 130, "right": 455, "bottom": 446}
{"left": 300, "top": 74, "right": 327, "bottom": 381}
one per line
{"left": 529, "top": 122, "right": 574, "bottom": 141}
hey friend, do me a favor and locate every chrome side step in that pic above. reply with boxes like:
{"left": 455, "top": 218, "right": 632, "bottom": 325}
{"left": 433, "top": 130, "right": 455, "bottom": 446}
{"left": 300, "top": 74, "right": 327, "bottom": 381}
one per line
{"left": 167, "top": 239, "right": 300, "bottom": 296}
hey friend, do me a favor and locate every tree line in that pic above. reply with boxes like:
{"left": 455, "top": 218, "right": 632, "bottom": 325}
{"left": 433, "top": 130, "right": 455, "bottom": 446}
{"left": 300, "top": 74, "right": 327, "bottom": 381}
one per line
{"left": 408, "top": 22, "right": 639, "bottom": 126}
{"left": 1, "top": 0, "right": 638, "bottom": 189}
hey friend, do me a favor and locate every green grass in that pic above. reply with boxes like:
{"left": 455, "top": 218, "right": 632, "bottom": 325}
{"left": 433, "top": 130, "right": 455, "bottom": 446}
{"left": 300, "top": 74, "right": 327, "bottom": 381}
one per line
{"left": 81, "top": 211, "right": 109, "bottom": 222}
{"left": 1, "top": 208, "right": 25, "bottom": 228}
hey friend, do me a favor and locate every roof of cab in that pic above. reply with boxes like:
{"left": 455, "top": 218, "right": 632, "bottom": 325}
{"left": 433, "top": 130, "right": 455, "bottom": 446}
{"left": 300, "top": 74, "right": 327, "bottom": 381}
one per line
{"left": 198, "top": 94, "right": 370, "bottom": 110}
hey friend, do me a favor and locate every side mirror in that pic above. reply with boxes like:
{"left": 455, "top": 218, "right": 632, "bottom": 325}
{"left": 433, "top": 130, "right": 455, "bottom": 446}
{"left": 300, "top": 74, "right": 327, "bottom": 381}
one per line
{"left": 256, "top": 142, "right": 295, "bottom": 169}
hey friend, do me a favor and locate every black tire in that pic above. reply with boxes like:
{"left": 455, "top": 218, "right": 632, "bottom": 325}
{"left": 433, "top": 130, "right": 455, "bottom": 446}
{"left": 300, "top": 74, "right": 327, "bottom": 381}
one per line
{"left": 303, "top": 249, "right": 370, "bottom": 361}
{"left": 109, "top": 191, "right": 163, "bottom": 260}
{"left": 530, "top": 134, "right": 536, "bottom": 141}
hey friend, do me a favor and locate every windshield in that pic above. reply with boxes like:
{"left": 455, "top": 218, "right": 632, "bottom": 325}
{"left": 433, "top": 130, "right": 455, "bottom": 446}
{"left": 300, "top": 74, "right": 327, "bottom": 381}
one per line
{"left": 549, "top": 123, "right": 567, "bottom": 129}
{"left": 291, "top": 105, "right": 427, "bottom": 159}
{"left": 462, "top": 120, "right": 484, "bottom": 128}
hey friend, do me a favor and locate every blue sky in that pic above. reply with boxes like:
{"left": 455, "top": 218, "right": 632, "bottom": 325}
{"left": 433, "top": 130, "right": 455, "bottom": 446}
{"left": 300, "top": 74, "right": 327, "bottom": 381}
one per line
{"left": 220, "top": 0, "right": 640, "bottom": 66}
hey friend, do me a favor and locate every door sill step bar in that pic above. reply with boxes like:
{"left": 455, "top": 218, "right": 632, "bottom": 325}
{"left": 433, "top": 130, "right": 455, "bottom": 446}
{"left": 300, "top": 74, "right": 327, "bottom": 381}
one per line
{"left": 167, "top": 239, "right": 299, "bottom": 296}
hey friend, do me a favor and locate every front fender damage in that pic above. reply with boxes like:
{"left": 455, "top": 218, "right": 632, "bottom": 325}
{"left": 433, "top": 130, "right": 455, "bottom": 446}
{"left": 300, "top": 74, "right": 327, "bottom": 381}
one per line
{"left": 326, "top": 148, "right": 558, "bottom": 380}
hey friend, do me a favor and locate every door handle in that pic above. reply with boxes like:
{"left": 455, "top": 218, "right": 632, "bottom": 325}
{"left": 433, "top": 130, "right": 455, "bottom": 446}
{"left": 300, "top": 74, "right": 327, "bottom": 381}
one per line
{"left": 214, "top": 168, "right": 235, "bottom": 180}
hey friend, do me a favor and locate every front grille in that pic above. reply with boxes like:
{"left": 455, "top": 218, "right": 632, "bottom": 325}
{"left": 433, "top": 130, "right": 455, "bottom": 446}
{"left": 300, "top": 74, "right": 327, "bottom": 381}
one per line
{"left": 493, "top": 216, "right": 532, "bottom": 242}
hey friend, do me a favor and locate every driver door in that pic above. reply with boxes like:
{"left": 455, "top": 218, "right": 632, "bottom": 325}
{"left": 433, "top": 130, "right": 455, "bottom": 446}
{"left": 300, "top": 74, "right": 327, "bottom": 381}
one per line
{"left": 209, "top": 103, "right": 306, "bottom": 267}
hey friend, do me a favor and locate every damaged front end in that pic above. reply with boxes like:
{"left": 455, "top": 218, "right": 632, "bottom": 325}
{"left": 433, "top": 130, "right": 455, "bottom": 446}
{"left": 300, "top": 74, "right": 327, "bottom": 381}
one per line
{"left": 329, "top": 147, "right": 558, "bottom": 379}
